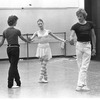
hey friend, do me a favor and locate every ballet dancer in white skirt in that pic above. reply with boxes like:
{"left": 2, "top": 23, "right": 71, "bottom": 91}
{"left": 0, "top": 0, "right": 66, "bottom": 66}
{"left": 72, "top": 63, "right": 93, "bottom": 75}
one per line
{"left": 29, "top": 19, "right": 66, "bottom": 83}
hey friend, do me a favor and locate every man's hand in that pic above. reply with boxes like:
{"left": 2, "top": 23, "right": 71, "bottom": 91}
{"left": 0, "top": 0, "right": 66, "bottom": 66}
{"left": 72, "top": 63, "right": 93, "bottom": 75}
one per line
{"left": 69, "top": 39, "right": 74, "bottom": 45}
{"left": 91, "top": 48, "right": 96, "bottom": 56}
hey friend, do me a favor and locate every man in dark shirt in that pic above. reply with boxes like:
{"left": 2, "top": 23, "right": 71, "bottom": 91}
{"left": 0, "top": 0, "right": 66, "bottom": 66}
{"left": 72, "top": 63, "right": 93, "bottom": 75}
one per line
{"left": 69, "top": 9, "right": 96, "bottom": 91}
{"left": 0, "top": 15, "right": 29, "bottom": 88}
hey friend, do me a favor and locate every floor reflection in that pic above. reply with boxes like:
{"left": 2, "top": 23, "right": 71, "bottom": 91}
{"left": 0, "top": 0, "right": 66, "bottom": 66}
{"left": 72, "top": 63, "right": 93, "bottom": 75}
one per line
{"left": 0, "top": 58, "right": 99, "bottom": 98}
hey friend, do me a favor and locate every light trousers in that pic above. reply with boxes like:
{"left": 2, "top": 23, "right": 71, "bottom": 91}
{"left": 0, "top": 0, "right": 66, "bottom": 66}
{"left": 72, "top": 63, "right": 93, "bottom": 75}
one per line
{"left": 76, "top": 41, "right": 91, "bottom": 86}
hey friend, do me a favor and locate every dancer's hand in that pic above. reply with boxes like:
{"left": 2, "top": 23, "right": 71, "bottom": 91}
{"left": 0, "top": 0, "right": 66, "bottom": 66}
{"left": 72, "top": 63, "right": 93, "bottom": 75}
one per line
{"left": 64, "top": 40, "right": 66, "bottom": 43}
{"left": 65, "top": 39, "right": 69, "bottom": 43}
{"left": 27, "top": 40, "right": 32, "bottom": 43}
{"left": 91, "top": 48, "right": 96, "bottom": 56}
{"left": 69, "top": 39, "right": 74, "bottom": 45}
{"left": 27, "top": 37, "right": 31, "bottom": 41}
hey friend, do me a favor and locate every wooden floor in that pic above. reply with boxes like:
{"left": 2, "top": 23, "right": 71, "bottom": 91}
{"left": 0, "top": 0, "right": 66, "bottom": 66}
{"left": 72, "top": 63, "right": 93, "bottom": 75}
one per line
{"left": 0, "top": 57, "right": 100, "bottom": 99}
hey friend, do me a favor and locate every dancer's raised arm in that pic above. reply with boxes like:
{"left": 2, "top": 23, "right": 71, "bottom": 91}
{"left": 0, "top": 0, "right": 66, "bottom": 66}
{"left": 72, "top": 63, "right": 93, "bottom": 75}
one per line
{"left": 19, "top": 35, "right": 30, "bottom": 43}
{"left": 28, "top": 32, "right": 37, "bottom": 42}
{"left": 49, "top": 31, "right": 65, "bottom": 43}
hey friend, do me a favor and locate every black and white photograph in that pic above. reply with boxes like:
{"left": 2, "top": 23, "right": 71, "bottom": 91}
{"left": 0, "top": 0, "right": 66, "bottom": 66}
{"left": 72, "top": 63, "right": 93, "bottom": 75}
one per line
{"left": 0, "top": 0, "right": 99, "bottom": 99}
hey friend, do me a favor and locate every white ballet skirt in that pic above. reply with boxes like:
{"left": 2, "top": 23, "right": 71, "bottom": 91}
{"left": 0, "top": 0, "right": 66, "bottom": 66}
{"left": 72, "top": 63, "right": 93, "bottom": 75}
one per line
{"left": 36, "top": 43, "right": 52, "bottom": 60}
